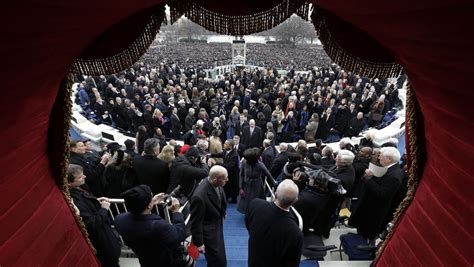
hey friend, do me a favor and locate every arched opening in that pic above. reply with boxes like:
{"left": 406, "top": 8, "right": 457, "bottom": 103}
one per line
{"left": 3, "top": 1, "right": 472, "bottom": 266}
{"left": 62, "top": 3, "right": 412, "bottom": 264}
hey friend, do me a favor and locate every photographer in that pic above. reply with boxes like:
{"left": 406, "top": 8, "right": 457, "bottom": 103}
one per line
{"left": 293, "top": 170, "right": 332, "bottom": 233}
{"left": 115, "top": 185, "right": 188, "bottom": 267}
{"left": 167, "top": 146, "right": 210, "bottom": 197}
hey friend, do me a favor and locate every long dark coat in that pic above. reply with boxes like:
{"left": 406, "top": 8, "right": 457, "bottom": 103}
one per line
{"left": 115, "top": 212, "right": 187, "bottom": 267}
{"left": 245, "top": 199, "right": 303, "bottom": 267}
{"left": 237, "top": 160, "right": 274, "bottom": 214}
{"left": 133, "top": 155, "right": 169, "bottom": 195}
{"left": 190, "top": 179, "right": 227, "bottom": 267}
{"left": 70, "top": 188, "right": 121, "bottom": 267}
{"left": 349, "top": 164, "right": 403, "bottom": 239}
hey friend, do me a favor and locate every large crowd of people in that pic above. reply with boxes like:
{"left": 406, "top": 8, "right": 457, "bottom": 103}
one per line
{"left": 246, "top": 43, "right": 332, "bottom": 70}
{"left": 139, "top": 42, "right": 334, "bottom": 70}
{"left": 71, "top": 43, "right": 407, "bottom": 266}
{"left": 76, "top": 56, "right": 402, "bottom": 148}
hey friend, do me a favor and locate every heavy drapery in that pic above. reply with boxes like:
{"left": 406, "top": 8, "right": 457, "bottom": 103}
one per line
{"left": 1, "top": 0, "right": 473, "bottom": 266}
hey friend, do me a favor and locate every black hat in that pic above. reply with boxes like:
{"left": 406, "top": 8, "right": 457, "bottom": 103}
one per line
{"left": 120, "top": 185, "right": 152, "bottom": 213}
{"left": 185, "top": 146, "right": 200, "bottom": 158}
{"left": 124, "top": 139, "right": 135, "bottom": 149}
{"left": 106, "top": 142, "right": 121, "bottom": 151}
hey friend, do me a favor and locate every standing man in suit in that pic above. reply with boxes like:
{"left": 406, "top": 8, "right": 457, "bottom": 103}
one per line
{"left": 133, "top": 138, "right": 170, "bottom": 194}
{"left": 245, "top": 180, "right": 303, "bottom": 267}
{"left": 270, "top": 143, "right": 289, "bottom": 178}
{"left": 317, "top": 107, "right": 336, "bottom": 141}
{"left": 211, "top": 139, "right": 240, "bottom": 204}
{"left": 170, "top": 107, "right": 182, "bottom": 140}
{"left": 190, "top": 165, "right": 229, "bottom": 267}
{"left": 233, "top": 135, "right": 246, "bottom": 158}
{"left": 349, "top": 147, "right": 403, "bottom": 240}
{"left": 261, "top": 139, "right": 275, "bottom": 170}
{"left": 241, "top": 119, "right": 263, "bottom": 149}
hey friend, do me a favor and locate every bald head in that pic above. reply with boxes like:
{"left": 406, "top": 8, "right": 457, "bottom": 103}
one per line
{"left": 275, "top": 180, "right": 299, "bottom": 210}
{"left": 358, "top": 147, "right": 373, "bottom": 159}
{"left": 209, "top": 165, "right": 228, "bottom": 187}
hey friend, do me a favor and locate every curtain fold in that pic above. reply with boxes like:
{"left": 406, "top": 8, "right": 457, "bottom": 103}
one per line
{"left": 310, "top": 6, "right": 402, "bottom": 78}
{"left": 167, "top": 0, "right": 310, "bottom": 36}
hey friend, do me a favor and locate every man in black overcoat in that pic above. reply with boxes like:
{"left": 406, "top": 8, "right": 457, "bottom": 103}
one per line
{"left": 190, "top": 166, "right": 228, "bottom": 267}
{"left": 245, "top": 180, "right": 303, "bottom": 267}
{"left": 133, "top": 138, "right": 169, "bottom": 194}
{"left": 68, "top": 164, "right": 121, "bottom": 267}
{"left": 349, "top": 147, "right": 403, "bottom": 240}
{"left": 329, "top": 150, "right": 356, "bottom": 193}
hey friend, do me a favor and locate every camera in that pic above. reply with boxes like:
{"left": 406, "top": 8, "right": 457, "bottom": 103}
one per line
{"left": 163, "top": 185, "right": 183, "bottom": 206}
{"left": 306, "top": 169, "right": 346, "bottom": 195}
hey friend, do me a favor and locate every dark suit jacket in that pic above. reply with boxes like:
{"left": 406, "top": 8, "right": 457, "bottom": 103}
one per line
{"left": 170, "top": 114, "right": 182, "bottom": 136}
{"left": 317, "top": 113, "right": 336, "bottom": 140}
{"left": 349, "top": 164, "right": 403, "bottom": 239}
{"left": 235, "top": 143, "right": 247, "bottom": 158}
{"left": 270, "top": 151, "right": 288, "bottom": 178}
{"left": 190, "top": 179, "right": 227, "bottom": 265}
{"left": 329, "top": 165, "right": 356, "bottom": 193}
{"left": 185, "top": 114, "right": 195, "bottom": 131}
{"left": 133, "top": 155, "right": 170, "bottom": 194}
{"left": 115, "top": 212, "right": 187, "bottom": 267}
{"left": 212, "top": 149, "right": 240, "bottom": 182}
{"left": 261, "top": 147, "right": 275, "bottom": 170}
{"left": 241, "top": 126, "right": 263, "bottom": 149}
{"left": 245, "top": 199, "right": 303, "bottom": 267}
{"left": 235, "top": 121, "right": 249, "bottom": 137}
{"left": 321, "top": 157, "right": 335, "bottom": 169}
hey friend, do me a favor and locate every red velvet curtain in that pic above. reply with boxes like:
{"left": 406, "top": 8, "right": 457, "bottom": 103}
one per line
{"left": 0, "top": 1, "right": 163, "bottom": 266}
{"left": 306, "top": 0, "right": 474, "bottom": 265}
{"left": 1, "top": 0, "right": 473, "bottom": 266}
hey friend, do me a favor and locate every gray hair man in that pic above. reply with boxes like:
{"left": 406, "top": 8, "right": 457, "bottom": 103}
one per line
{"left": 349, "top": 146, "right": 403, "bottom": 240}
{"left": 331, "top": 149, "right": 356, "bottom": 192}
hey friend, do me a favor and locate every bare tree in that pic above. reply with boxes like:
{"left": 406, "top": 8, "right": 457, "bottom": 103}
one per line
{"left": 175, "top": 17, "right": 213, "bottom": 42}
{"left": 270, "top": 15, "right": 315, "bottom": 46}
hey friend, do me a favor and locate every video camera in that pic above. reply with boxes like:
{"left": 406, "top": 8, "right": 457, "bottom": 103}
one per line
{"left": 295, "top": 161, "right": 347, "bottom": 195}
{"left": 306, "top": 169, "right": 346, "bottom": 195}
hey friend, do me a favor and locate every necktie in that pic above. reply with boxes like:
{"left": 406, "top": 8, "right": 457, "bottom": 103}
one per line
{"left": 215, "top": 187, "right": 222, "bottom": 206}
